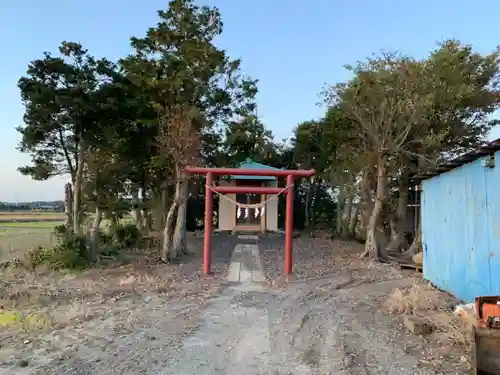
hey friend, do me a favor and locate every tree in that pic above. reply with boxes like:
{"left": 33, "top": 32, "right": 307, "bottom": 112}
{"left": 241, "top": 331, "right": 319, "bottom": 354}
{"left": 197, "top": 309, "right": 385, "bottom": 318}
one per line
{"left": 289, "top": 107, "right": 362, "bottom": 234}
{"left": 121, "top": 0, "right": 257, "bottom": 261}
{"left": 324, "top": 41, "right": 500, "bottom": 259}
{"left": 397, "top": 40, "right": 500, "bottom": 254}
{"left": 386, "top": 41, "right": 500, "bottom": 255}
{"left": 291, "top": 121, "right": 324, "bottom": 229}
{"left": 222, "top": 115, "right": 276, "bottom": 166}
{"left": 330, "top": 54, "right": 444, "bottom": 258}
{"left": 17, "top": 42, "right": 116, "bottom": 236}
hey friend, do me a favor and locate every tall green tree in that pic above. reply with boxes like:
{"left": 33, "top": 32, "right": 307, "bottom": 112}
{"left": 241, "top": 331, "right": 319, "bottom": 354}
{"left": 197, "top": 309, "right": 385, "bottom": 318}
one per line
{"left": 222, "top": 115, "right": 276, "bottom": 166}
{"left": 291, "top": 121, "right": 323, "bottom": 228}
{"left": 17, "top": 42, "right": 116, "bottom": 236}
{"left": 121, "top": 0, "right": 257, "bottom": 261}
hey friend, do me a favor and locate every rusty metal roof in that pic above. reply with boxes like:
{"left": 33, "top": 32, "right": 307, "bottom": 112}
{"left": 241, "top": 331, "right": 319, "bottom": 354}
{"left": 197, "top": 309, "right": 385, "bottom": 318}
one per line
{"left": 412, "top": 138, "right": 500, "bottom": 183}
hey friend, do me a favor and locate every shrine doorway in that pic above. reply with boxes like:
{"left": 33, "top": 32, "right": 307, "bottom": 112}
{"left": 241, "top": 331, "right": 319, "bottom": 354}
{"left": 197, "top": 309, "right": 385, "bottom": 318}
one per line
{"left": 234, "top": 180, "right": 265, "bottom": 232}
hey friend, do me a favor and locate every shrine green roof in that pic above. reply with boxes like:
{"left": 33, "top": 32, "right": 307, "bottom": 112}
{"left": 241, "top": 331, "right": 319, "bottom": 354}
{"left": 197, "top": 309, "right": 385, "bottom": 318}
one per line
{"left": 231, "top": 159, "right": 280, "bottom": 180}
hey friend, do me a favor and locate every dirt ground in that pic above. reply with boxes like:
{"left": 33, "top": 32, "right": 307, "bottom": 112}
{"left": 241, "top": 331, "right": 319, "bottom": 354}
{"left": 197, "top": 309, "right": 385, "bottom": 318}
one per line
{"left": 0, "top": 233, "right": 237, "bottom": 374}
{"left": 259, "top": 234, "right": 472, "bottom": 374}
{"left": 0, "top": 232, "right": 473, "bottom": 374}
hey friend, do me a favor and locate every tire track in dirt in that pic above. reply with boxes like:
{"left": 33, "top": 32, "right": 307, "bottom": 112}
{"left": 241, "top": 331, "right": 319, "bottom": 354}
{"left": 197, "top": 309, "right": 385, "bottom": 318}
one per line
{"left": 268, "top": 275, "right": 436, "bottom": 375}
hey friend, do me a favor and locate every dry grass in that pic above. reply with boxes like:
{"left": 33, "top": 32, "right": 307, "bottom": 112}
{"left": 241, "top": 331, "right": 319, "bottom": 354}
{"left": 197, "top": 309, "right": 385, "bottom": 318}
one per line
{"left": 329, "top": 238, "right": 364, "bottom": 264}
{"left": 384, "top": 281, "right": 445, "bottom": 315}
{"left": 0, "top": 255, "right": 220, "bottom": 311}
{"left": 384, "top": 280, "right": 473, "bottom": 370}
{"left": 327, "top": 240, "right": 405, "bottom": 283}
{"left": 0, "top": 212, "right": 65, "bottom": 221}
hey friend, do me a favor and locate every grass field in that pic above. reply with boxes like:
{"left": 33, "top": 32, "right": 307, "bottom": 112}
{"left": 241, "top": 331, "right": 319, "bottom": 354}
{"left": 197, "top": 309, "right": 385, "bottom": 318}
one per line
{"left": 0, "top": 212, "right": 134, "bottom": 262}
{"left": 0, "top": 228, "right": 56, "bottom": 261}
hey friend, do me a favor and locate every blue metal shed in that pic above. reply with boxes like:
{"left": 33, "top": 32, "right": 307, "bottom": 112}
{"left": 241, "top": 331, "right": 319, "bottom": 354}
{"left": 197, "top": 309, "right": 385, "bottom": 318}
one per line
{"left": 415, "top": 139, "right": 500, "bottom": 302}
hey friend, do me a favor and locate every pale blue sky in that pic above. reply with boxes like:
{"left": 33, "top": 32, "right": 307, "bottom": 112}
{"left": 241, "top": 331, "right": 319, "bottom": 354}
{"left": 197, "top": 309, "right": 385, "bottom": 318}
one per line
{"left": 1, "top": 0, "right": 500, "bottom": 201}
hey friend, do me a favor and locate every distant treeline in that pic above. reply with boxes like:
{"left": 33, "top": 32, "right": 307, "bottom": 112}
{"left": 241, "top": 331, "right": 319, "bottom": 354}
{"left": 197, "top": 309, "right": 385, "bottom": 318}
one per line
{"left": 0, "top": 201, "right": 64, "bottom": 211}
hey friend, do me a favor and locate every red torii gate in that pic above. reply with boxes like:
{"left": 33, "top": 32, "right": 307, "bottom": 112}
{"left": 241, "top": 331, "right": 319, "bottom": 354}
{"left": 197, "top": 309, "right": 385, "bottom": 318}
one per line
{"left": 184, "top": 166, "right": 316, "bottom": 275}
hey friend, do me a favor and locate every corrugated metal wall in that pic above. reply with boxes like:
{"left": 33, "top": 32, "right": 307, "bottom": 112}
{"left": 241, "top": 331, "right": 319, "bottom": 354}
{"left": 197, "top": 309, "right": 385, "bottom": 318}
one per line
{"left": 485, "top": 155, "right": 500, "bottom": 298}
{"left": 421, "top": 151, "right": 500, "bottom": 302}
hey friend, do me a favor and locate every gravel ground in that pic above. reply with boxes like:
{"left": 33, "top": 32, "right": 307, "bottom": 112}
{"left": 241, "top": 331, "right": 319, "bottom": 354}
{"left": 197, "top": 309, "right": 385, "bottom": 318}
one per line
{"left": 259, "top": 233, "right": 366, "bottom": 281}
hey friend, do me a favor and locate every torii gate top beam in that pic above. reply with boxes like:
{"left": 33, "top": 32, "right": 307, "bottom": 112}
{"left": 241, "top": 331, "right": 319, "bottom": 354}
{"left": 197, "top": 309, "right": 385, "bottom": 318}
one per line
{"left": 184, "top": 166, "right": 315, "bottom": 178}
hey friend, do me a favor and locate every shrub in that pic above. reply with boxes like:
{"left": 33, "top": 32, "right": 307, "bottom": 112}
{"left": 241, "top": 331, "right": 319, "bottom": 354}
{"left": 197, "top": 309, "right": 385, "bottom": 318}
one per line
{"left": 25, "top": 223, "right": 143, "bottom": 270}
{"left": 113, "top": 224, "right": 142, "bottom": 248}
{"left": 26, "top": 246, "right": 50, "bottom": 268}
{"left": 99, "top": 232, "right": 114, "bottom": 245}
{"left": 27, "top": 225, "right": 89, "bottom": 270}
{"left": 53, "top": 224, "right": 71, "bottom": 242}
{"left": 99, "top": 243, "right": 120, "bottom": 257}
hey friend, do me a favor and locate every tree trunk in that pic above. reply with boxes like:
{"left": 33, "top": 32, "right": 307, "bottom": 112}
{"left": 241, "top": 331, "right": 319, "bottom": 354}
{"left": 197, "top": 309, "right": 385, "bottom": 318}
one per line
{"left": 140, "top": 185, "right": 151, "bottom": 233}
{"left": 341, "top": 194, "right": 354, "bottom": 238}
{"left": 310, "top": 179, "right": 320, "bottom": 228}
{"left": 172, "top": 173, "right": 188, "bottom": 255}
{"left": 362, "top": 154, "right": 388, "bottom": 259}
{"left": 144, "top": 213, "right": 152, "bottom": 233}
{"left": 131, "top": 189, "right": 143, "bottom": 230}
{"left": 359, "top": 169, "right": 374, "bottom": 241}
{"left": 304, "top": 180, "right": 312, "bottom": 229}
{"left": 64, "top": 182, "right": 73, "bottom": 229}
{"left": 161, "top": 197, "right": 179, "bottom": 262}
{"left": 109, "top": 213, "right": 118, "bottom": 235}
{"left": 72, "top": 146, "right": 85, "bottom": 235}
{"left": 140, "top": 209, "right": 149, "bottom": 232}
{"left": 336, "top": 185, "right": 346, "bottom": 235}
{"left": 88, "top": 206, "right": 102, "bottom": 262}
{"left": 387, "top": 169, "right": 410, "bottom": 253}
{"left": 336, "top": 199, "right": 344, "bottom": 235}
{"left": 161, "top": 172, "right": 183, "bottom": 262}
{"left": 349, "top": 203, "right": 360, "bottom": 237}
{"left": 154, "top": 183, "right": 170, "bottom": 231}
{"left": 404, "top": 222, "right": 421, "bottom": 256}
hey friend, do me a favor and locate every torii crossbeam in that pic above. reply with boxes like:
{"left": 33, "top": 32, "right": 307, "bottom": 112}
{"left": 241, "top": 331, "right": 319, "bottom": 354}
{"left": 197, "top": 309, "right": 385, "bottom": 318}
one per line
{"left": 184, "top": 166, "right": 315, "bottom": 276}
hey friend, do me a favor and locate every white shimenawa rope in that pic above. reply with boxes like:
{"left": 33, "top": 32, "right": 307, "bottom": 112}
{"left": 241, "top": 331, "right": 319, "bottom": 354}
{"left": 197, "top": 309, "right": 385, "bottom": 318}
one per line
{"left": 209, "top": 184, "right": 292, "bottom": 218}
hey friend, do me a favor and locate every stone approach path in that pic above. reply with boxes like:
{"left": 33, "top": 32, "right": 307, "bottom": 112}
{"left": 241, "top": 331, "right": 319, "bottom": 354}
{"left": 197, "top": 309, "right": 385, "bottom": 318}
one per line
{"left": 227, "top": 235, "right": 266, "bottom": 283}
